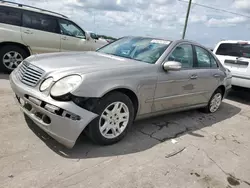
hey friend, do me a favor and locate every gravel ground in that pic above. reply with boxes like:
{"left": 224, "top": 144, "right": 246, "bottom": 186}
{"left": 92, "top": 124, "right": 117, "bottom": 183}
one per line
{"left": 0, "top": 74, "right": 250, "bottom": 188}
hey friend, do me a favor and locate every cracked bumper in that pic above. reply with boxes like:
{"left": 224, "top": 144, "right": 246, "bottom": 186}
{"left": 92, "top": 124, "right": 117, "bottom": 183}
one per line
{"left": 9, "top": 71, "right": 98, "bottom": 148}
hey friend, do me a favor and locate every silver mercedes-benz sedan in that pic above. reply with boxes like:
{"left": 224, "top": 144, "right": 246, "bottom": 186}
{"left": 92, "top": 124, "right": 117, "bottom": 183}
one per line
{"left": 9, "top": 36, "right": 232, "bottom": 148}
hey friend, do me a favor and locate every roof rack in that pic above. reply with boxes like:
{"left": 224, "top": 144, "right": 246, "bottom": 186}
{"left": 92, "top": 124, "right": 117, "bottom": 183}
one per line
{"left": 0, "top": 0, "right": 68, "bottom": 18}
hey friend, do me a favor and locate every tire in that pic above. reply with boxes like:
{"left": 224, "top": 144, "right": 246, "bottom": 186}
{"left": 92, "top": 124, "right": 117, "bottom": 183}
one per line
{"left": 87, "top": 91, "right": 135, "bottom": 145}
{"left": 202, "top": 88, "right": 223, "bottom": 113}
{"left": 0, "top": 45, "right": 28, "bottom": 74}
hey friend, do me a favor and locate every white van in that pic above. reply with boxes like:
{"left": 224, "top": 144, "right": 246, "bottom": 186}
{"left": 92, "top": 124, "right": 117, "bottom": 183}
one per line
{"left": 213, "top": 40, "right": 250, "bottom": 88}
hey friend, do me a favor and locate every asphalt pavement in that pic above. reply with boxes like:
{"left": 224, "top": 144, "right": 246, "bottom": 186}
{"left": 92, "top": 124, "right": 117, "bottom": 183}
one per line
{"left": 0, "top": 74, "right": 250, "bottom": 188}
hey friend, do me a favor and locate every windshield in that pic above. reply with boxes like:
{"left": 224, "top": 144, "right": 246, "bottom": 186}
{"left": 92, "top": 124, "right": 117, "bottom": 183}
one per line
{"left": 215, "top": 43, "right": 250, "bottom": 58}
{"left": 97, "top": 37, "right": 171, "bottom": 64}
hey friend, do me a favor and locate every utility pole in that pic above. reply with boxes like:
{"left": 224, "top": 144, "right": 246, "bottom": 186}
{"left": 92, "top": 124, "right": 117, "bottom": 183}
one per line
{"left": 182, "top": 0, "right": 192, "bottom": 39}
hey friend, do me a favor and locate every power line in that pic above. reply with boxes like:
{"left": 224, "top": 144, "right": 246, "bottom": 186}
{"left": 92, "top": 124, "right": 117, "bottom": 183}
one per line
{"left": 178, "top": 0, "right": 250, "bottom": 19}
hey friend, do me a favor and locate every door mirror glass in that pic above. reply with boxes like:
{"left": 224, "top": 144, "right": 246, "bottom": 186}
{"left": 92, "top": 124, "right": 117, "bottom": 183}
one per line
{"left": 163, "top": 61, "right": 182, "bottom": 71}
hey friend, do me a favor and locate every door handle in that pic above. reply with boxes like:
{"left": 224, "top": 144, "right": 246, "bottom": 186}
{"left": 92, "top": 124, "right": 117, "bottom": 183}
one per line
{"left": 213, "top": 74, "right": 220, "bottom": 78}
{"left": 62, "top": 36, "right": 68, "bottom": 40}
{"left": 190, "top": 74, "right": 198, "bottom": 79}
{"left": 23, "top": 30, "right": 33, "bottom": 34}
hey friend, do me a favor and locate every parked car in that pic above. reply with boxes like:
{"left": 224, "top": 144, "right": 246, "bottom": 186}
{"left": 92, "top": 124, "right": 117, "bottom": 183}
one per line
{"left": 213, "top": 40, "right": 250, "bottom": 88}
{"left": 9, "top": 36, "right": 232, "bottom": 148}
{"left": 0, "top": 1, "right": 105, "bottom": 73}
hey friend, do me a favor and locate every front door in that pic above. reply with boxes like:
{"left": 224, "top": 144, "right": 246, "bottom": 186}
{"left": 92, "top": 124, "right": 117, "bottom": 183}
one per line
{"left": 21, "top": 11, "right": 60, "bottom": 54}
{"left": 153, "top": 43, "right": 199, "bottom": 112}
{"left": 58, "top": 19, "right": 93, "bottom": 52}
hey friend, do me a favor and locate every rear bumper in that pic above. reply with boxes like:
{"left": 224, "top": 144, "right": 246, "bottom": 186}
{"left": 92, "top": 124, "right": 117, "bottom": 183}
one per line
{"left": 232, "top": 75, "right": 250, "bottom": 88}
{"left": 9, "top": 70, "right": 98, "bottom": 148}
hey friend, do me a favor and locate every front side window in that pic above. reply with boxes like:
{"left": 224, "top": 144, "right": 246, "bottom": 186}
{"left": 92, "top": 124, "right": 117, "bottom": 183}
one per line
{"left": 59, "top": 19, "right": 85, "bottom": 39}
{"left": 215, "top": 43, "right": 250, "bottom": 58}
{"left": 194, "top": 46, "right": 211, "bottom": 68}
{"left": 22, "top": 11, "right": 58, "bottom": 33}
{"left": 167, "top": 44, "right": 193, "bottom": 68}
{"left": 0, "top": 6, "right": 21, "bottom": 26}
{"left": 97, "top": 37, "right": 171, "bottom": 64}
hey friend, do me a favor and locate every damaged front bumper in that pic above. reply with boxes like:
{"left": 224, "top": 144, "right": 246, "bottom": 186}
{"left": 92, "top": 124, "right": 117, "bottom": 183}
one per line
{"left": 9, "top": 71, "right": 98, "bottom": 148}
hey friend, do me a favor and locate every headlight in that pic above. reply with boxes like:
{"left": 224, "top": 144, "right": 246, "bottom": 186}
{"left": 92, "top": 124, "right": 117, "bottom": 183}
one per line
{"left": 40, "top": 77, "right": 53, "bottom": 91}
{"left": 50, "top": 75, "right": 82, "bottom": 97}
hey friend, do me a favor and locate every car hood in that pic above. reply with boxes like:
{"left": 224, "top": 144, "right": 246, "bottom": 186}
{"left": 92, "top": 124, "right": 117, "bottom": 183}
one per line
{"left": 25, "top": 51, "right": 148, "bottom": 74}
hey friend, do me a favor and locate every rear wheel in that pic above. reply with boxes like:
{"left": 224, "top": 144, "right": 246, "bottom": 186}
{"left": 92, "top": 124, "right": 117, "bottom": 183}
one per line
{"left": 0, "top": 45, "right": 28, "bottom": 73}
{"left": 202, "top": 88, "right": 223, "bottom": 113}
{"left": 87, "top": 92, "right": 135, "bottom": 145}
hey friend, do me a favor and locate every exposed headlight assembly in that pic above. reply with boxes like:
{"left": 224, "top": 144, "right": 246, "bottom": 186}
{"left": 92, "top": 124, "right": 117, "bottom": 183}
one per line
{"left": 50, "top": 75, "right": 82, "bottom": 97}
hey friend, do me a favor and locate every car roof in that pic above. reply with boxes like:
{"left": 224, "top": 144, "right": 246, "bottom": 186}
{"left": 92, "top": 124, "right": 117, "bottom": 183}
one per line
{"left": 0, "top": 0, "right": 69, "bottom": 19}
{"left": 217, "top": 40, "right": 250, "bottom": 44}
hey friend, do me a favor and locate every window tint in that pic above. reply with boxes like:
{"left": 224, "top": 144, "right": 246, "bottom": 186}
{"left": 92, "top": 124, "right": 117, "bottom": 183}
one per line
{"left": 168, "top": 44, "right": 193, "bottom": 68}
{"left": 215, "top": 43, "right": 250, "bottom": 58}
{"left": 59, "top": 19, "right": 85, "bottom": 39}
{"left": 194, "top": 46, "right": 211, "bottom": 68}
{"left": 0, "top": 6, "right": 21, "bottom": 26}
{"left": 22, "top": 11, "right": 58, "bottom": 33}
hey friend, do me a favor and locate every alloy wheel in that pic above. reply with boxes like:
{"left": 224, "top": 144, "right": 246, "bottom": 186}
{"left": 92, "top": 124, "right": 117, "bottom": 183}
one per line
{"left": 99, "top": 101, "right": 130, "bottom": 139}
{"left": 210, "top": 93, "right": 222, "bottom": 113}
{"left": 3, "top": 51, "right": 23, "bottom": 70}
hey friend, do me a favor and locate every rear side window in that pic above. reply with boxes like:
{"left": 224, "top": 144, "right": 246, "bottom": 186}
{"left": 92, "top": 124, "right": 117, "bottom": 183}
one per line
{"left": 22, "top": 11, "right": 58, "bottom": 33}
{"left": 0, "top": 6, "right": 21, "bottom": 26}
{"left": 194, "top": 46, "right": 218, "bottom": 68}
{"left": 210, "top": 55, "right": 218, "bottom": 68}
{"left": 194, "top": 46, "right": 211, "bottom": 68}
{"left": 215, "top": 43, "right": 250, "bottom": 58}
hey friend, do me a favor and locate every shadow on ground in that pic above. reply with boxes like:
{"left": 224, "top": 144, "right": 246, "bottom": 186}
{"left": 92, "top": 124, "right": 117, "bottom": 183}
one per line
{"left": 226, "top": 87, "right": 250, "bottom": 105}
{"left": 25, "top": 101, "right": 240, "bottom": 159}
{"left": 0, "top": 74, "right": 9, "bottom": 80}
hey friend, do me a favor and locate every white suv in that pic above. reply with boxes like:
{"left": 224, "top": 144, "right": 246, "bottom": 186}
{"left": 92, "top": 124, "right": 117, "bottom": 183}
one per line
{"left": 213, "top": 40, "right": 250, "bottom": 88}
{"left": 0, "top": 1, "right": 107, "bottom": 73}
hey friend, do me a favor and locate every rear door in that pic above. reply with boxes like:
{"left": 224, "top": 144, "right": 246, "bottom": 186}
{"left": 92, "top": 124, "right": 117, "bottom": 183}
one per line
{"left": 192, "top": 45, "right": 221, "bottom": 103}
{"left": 21, "top": 11, "right": 61, "bottom": 54}
{"left": 58, "top": 19, "right": 93, "bottom": 51}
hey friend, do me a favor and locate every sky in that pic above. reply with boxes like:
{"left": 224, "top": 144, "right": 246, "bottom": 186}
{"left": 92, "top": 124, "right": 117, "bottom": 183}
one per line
{"left": 11, "top": 0, "right": 250, "bottom": 48}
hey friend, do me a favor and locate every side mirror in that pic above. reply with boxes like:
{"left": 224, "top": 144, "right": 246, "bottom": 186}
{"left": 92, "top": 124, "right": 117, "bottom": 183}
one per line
{"left": 85, "top": 32, "right": 91, "bottom": 41}
{"left": 163, "top": 61, "right": 182, "bottom": 71}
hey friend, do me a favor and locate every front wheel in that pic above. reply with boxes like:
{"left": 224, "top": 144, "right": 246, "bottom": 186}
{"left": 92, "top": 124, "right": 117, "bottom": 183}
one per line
{"left": 87, "top": 92, "right": 135, "bottom": 145}
{"left": 202, "top": 88, "right": 223, "bottom": 113}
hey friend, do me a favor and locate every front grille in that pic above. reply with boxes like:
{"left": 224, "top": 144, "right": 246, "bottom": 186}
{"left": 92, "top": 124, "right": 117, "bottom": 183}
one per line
{"left": 17, "top": 61, "right": 44, "bottom": 87}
